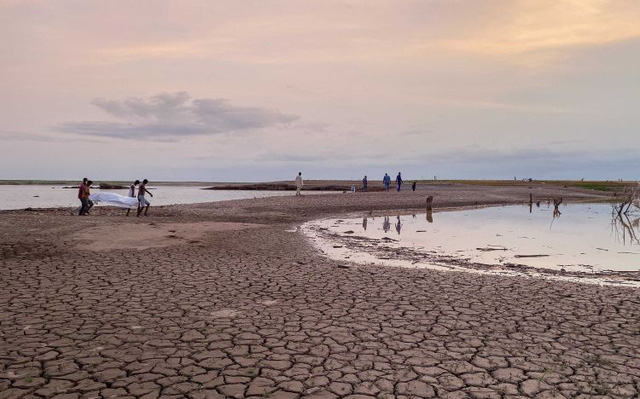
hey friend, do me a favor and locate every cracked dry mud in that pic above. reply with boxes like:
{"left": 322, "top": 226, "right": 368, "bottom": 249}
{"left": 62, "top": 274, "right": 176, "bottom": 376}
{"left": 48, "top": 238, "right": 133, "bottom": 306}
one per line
{"left": 1, "top": 186, "right": 639, "bottom": 399}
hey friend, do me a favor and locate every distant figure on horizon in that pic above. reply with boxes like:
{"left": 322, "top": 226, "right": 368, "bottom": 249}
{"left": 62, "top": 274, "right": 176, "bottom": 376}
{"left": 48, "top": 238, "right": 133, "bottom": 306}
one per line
{"left": 362, "top": 175, "right": 368, "bottom": 192}
{"left": 383, "top": 173, "right": 391, "bottom": 191}
{"left": 396, "top": 172, "right": 403, "bottom": 192}
{"left": 137, "top": 179, "right": 153, "bottom": 217}
{"left": 126, "top": 180, "right": 140, "bottom": 217}
{"left": 295, "top": 172, "right": 303, "bottom": 196}
{"left": 78, "top": 178, "right": 88, "bottom": 216}
{"left": 411, "top": 181, "right": 417, "bottom": 191}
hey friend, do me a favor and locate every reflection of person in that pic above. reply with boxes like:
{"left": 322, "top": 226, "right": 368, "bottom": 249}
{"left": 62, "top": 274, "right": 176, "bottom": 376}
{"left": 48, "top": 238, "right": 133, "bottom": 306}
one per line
{"left": 137, "top": 179, "right": 154, "bottom": 217}
{"left": 395, "top": 215, "right": 402, "bottom": 234}
{"left": 383, "top": 216, "right": 391, "bottom": 233}
{"left": 362, "top": 175, "right": 368, "bottom": 192}
{"left": 362, "top": 217, "right": 368, "bottom": 231}
{"left": 126, "top": 180, "right": 140, "bottom": 217}
{"left": 383, "top": 173, "right": 391, "bottom": 191}
{"left": 396, "top": 172, "right": 403, "bottom": 192}
{"left": 295, "top": 172, "right": 303, "bottom": 196}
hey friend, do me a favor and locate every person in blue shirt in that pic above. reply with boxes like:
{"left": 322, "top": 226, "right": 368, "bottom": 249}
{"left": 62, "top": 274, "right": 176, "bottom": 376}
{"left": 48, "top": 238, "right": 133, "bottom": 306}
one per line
{"left": 396, "top": 172, "right": 403, "bottom": 191}
{"left": 383, "top": 173, "right": 391, "bottom": 191}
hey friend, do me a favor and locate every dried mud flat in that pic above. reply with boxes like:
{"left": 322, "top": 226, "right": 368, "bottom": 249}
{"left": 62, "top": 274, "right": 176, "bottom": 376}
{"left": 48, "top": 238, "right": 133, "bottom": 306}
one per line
{"left": 1, "top": 184, "right": 639, "bottom": 399}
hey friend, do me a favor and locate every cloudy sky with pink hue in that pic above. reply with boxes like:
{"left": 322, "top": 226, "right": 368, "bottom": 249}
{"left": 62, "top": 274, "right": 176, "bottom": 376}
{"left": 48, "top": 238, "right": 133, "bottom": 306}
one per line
{"left": 1, "top": 0, "right": 639, "bottom": 181}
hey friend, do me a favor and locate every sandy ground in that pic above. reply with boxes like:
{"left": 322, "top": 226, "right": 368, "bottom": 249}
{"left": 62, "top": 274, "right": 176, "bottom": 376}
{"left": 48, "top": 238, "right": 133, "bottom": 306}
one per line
{"left": 1, "top": 183, "right": 639, "bottom": 399}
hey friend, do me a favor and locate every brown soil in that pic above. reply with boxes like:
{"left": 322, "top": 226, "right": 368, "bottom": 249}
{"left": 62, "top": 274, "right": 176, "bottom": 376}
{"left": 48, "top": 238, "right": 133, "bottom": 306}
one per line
{"left": 1, "top": 183, "right": 638, "bottom": 398}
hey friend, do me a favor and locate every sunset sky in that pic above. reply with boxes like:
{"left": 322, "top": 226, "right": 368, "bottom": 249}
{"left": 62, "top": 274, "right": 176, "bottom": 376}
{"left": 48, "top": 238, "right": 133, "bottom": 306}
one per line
{"left": 1, "top": 0, "right": 639, "bottom": 181}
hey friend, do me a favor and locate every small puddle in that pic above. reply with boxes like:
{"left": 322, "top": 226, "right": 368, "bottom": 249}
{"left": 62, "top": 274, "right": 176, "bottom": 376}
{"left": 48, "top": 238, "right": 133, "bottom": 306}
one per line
{"left": 303, "top": 203, "right": 640, "bottom": 287}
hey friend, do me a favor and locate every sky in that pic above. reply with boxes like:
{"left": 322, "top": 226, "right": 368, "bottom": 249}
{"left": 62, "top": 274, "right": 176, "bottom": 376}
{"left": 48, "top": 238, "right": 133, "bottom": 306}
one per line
{"left": 1, "top": 0, "right": 639, "bottom": 181}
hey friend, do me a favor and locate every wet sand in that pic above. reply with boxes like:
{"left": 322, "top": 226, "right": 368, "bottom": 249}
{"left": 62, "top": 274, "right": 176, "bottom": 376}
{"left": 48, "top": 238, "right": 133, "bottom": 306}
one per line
{"left": 1, "top": 184, "right": 639, "bottom": 398}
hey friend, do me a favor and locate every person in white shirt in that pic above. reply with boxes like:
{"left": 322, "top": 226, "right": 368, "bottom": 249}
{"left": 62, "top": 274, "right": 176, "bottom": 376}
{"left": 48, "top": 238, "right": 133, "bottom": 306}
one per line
{"left": 295, "top": 172, "right": 303, "bottom": 196}
{"left": 126, "top": 180, "right": 140, "bottom": 216}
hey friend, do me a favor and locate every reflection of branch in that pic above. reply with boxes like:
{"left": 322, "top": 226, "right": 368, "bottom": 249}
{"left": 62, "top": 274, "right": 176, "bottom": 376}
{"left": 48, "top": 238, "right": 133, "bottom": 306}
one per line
{"left": 611, "top": 207, "right": 640, "bottom": 245}
{"left": 549, "top": 198, "right": 562, "bottom": 229}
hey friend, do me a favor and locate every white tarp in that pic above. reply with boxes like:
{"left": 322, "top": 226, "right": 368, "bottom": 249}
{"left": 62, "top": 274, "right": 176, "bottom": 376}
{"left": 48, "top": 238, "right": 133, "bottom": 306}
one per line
{"left": 89, "top": 192, "right": 138, "bottom": 209}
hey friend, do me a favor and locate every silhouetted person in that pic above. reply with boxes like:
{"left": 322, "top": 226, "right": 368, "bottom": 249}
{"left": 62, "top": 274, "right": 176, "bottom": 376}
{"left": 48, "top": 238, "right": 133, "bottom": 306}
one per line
{"left": 396, "top": 172, "right": 403, "bottom": 191}
{"left": 362, "top": 175, "right": 368, "bottom": 192}
{"left": 411, "top": 181, "right": 417, "bottom": 191}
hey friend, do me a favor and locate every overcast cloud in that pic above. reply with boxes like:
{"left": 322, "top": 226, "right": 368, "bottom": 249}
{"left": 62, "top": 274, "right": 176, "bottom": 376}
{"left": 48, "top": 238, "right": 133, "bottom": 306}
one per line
{"left": 1, "top": 0, "right": 639, "bottom": 180}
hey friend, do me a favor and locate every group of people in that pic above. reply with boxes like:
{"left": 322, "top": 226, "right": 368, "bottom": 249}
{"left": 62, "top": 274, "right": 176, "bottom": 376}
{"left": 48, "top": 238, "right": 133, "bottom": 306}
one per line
{"left": 77, "top": 178, "right": 154, "bottom": 217}
{"left": 127, "top": 179, "right": 154, "bottom": 217}
{"left": 295, "top": 172, "right": 417, "bottom": 195}
{"left": 381, "top": 172, "right": 415, "bottom": 192}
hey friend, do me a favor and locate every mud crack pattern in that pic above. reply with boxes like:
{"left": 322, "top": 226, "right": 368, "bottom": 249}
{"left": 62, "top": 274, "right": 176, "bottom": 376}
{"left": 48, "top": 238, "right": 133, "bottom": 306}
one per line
{"left": 1, "top": 217, "right": 639, "bottom": 399}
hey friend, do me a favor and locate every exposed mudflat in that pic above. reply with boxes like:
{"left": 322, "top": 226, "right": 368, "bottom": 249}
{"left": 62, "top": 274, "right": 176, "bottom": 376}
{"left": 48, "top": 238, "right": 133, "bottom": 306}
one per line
{"left": 1, "top": 183, "right": 639, "bottom": 398}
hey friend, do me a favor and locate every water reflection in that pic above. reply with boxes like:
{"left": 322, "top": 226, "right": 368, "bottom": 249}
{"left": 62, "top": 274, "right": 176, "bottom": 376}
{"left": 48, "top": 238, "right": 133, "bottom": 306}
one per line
{"left": 553, "top": 198, "right": 562, "bottom": 219}
{"left": 426, "top": 195, "right": 434, "bottom": 223}
{"left": 382, "top": 216, "right": 391, "bottom": 233}
{"left": 612, "top": 212, "right": 640, "bottom": 245}
{"left": 310, "top": 203, "right": 640, "bottom": 273}
{"left": 395, "top": 216, "right": 402, "bottom": 235}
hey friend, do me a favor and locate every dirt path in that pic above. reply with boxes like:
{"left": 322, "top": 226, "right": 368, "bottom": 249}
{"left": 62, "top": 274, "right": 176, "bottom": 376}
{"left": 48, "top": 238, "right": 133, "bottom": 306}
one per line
{"left": 1, "top": 185, "right": 638, "bottom": 398}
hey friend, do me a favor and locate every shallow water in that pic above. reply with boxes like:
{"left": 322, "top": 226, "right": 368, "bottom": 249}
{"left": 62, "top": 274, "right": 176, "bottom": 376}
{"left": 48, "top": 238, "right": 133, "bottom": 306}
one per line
{"left": 304, "top": 203, "right": 640, "bottom": 275}
{"left": 0, "top": 185, "right": 331, "bottom": 210}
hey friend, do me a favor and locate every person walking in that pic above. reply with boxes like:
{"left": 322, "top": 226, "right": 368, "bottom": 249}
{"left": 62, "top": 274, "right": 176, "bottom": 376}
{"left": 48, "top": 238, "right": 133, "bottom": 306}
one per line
{"left": 137, "top": 179, "right": 154, "bottom": 217}
{"left": 78, "top": 178, "right": 88, "bottom": 216}
{"left": 383, "top": 173, "right": 391, "bottom": 191}
{"left": 84, "top": 180, "right": 94, "bottom": 215}
{"left": 362, "top": 175, "right": 368, "bottom": 192}
{"left": 295, "top": 172, "right": 304, "bottom": 196}
{"left": 396, "top": 172, "right": 403, "bottom": 192}
{"left": 411, "top": 181, "right": 417, "bottom": 191}
{"left": 126, "top": 180, "right": 140, "bottom": 217}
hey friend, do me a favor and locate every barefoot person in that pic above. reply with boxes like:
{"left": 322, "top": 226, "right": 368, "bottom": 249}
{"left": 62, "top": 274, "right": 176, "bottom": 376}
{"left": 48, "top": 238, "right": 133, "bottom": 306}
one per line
{"left": 126, "top": 180, "right": 140, "bottom": 217}
{"left": 137, "top": 179, "right": 154, "bottom": 217}
{"left": 78, "top": 178, "right": 88, "bottom": 216}
{"left": 295, "top": 172, "right": 303, "bottom": 196}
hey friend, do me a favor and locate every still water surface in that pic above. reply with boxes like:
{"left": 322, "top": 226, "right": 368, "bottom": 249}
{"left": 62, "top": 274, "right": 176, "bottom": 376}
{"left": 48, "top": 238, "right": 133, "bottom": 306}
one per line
{"left": 305, "top": 203, "right": 640, "bottom": 274}
{"left": 0, "top": 185, "right": 325, "bottom": 210}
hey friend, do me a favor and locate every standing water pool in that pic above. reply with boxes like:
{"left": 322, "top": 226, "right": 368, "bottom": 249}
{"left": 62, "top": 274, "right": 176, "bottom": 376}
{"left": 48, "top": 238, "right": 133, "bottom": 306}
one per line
{"left": 303, "top": 203, "right": 640, "bottom": 285}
